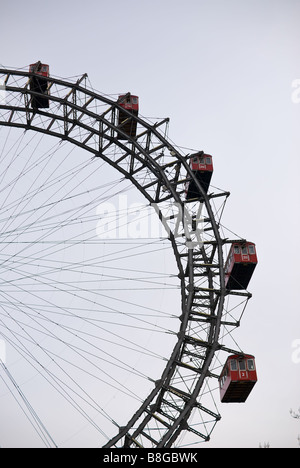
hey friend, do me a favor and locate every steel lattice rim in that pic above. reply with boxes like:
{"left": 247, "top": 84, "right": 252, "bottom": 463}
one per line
{"left": 0, "top": 66, "right": 253, "bottom": 447}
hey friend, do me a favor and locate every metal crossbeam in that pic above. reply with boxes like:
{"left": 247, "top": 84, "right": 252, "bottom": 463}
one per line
{"left": 0, "top": 67, "right": 252, "bottom": 448}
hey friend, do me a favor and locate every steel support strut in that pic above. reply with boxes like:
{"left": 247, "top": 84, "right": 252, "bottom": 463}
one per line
{"left": 0, "top": 67, "right": 241, "bottom": 448}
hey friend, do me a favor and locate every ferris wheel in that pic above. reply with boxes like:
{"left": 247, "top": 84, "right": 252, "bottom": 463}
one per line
{"left": 0, "top": 62, "right": 258, "bottom": 448}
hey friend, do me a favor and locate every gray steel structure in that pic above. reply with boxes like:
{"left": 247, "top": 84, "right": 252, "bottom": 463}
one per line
{"left": 0, "top": 67, "right": 252, "bottom": 447}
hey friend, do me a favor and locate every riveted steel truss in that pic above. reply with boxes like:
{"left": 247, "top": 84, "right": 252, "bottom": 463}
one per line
{"left": 0, "top": 67, "right": 252, "bottom": 447}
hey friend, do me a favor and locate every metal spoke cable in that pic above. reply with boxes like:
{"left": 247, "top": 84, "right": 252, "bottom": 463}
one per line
{"left": 0, "top": 361, "right": 57, "bottom": 448}
{"left": 0, "top": 330, "right": 114, "bottom": 442}
{"left": 0, "top": 67, "right": 257, "bottom": 447}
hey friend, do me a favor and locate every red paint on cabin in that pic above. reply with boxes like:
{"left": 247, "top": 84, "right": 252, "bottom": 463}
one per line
{"left": 117, "top": 94, "right": 139, "bottom": 139}
{"left": 29, "top": 62, "right": 49, "bottom": 77}
{"left": 225, "top": 242, "right": 257, "bottom": 290}
{"left": 219, "top": 354, "right": 257, "bottom": 403}
{"left": 29, "top": 62, "right": 50, "bottom": 109}
{"left": 185, "top": 153, "right": 213, "bottom": 200}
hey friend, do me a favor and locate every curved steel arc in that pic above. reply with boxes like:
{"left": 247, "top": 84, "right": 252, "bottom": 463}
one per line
{"left": 0, "top": 68, "right": 227, "bottom": 447}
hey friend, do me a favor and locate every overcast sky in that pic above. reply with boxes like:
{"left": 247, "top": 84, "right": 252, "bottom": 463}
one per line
{"left": 0, "top": 0, "right": 300, "bottom": 448}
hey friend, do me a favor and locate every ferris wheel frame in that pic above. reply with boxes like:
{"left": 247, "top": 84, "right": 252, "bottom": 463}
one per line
{"left": 0, "top": 66, "right": 253, "bottom": 448}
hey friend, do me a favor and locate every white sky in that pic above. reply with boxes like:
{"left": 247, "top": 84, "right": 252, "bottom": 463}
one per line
{"left": 0, "top": 0, "right": 300, "bottom": 448}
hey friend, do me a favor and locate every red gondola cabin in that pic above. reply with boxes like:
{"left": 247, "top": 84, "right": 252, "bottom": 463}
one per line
{"left": 117, "top": 94, "right": 139, "bottom": 139}
{"left": 29, "top": 62, "right": 50, "bottom": 109}
{"left": 219, "top": 354, "right": 257, "bottom": 403}
{"left": 225, "top": 242, "right": 257, "bottom": 290}
{"left": 185, "top": 153, "right": 213, "bottom": 200}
